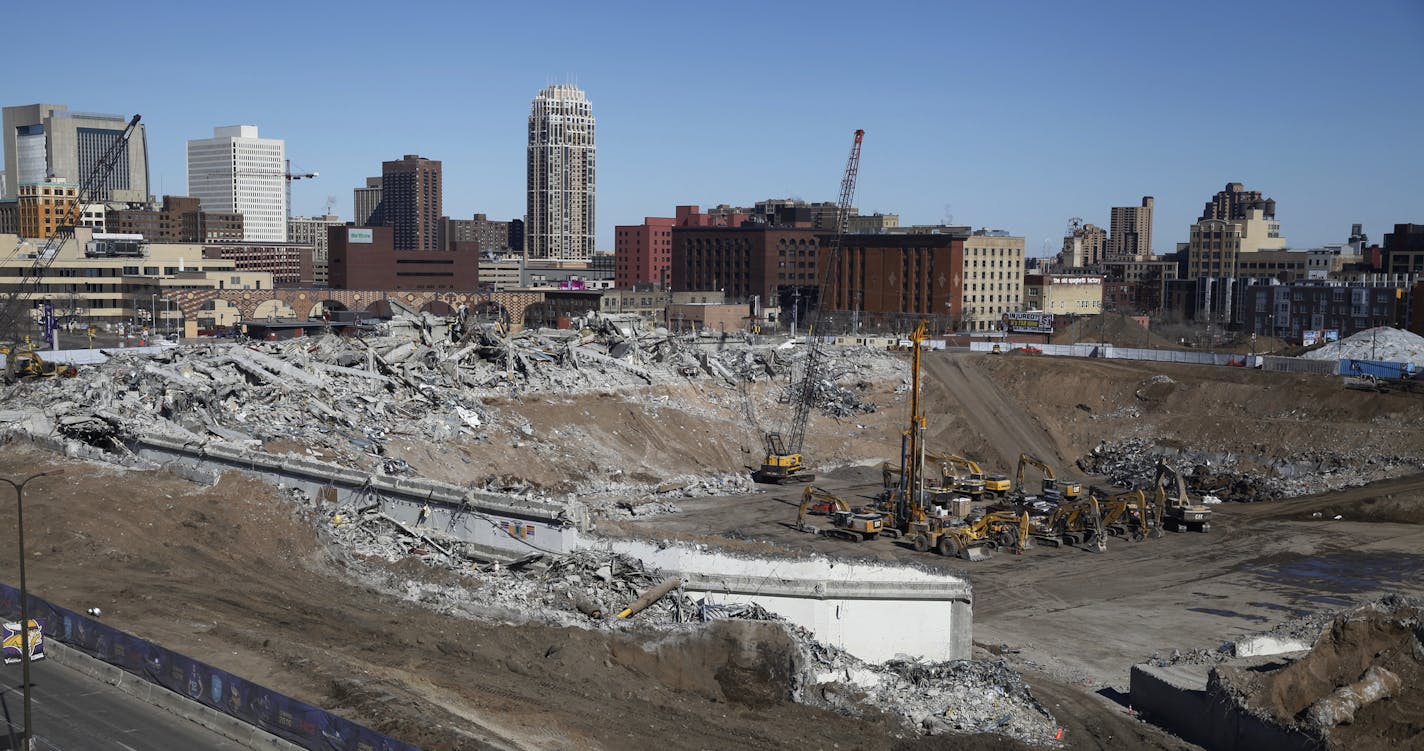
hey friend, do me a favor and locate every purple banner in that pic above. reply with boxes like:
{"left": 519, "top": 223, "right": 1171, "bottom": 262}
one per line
{"left": 2, "top": 619, "right": 44, "bottom": 664}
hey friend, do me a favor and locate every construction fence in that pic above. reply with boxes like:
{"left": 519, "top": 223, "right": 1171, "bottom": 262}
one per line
{"left": 0, "top": 583, "right": 419, "bottom": 751}
{"left": 967, "top": 342, "right": 1342, "bottom": 376}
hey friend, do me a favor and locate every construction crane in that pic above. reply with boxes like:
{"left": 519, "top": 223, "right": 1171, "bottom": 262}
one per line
{"left": 283, "top": 159, "right": 319, "bottom": 220}
{"left": 752, "top": 129, "right": 864, "bottom": 484}
{"left": 0, "top": 114, "right": 141, "bottom": 372}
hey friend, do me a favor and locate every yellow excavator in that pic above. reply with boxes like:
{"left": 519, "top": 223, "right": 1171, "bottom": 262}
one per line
{"left": 1030, "top": 496, "right": 1107, "bottom": 552}
{"left": 1153, "top": 457, "right": 1212, "bottom": 533}
{"left": 931, "top": 453, "right": 990, "bottom": 499}
{"left": 1093, "top": 488, "right": 1160, "bottom": 541}
{"left": 794, "top": 485, "right": 885, "bottom": 542}
{"left": 0, "top": 345, "right": 76, "bottom": 378}
{"left": 1015, "top": 452, "right": 1083, "bottom": 502}
{"left": 911, "top": 509, "right": 1029, "bottom": 560}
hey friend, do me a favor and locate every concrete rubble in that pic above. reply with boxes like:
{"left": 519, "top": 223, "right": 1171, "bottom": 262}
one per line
{"left": 1303, "top": 326, "right": 1424, "bottom": 364}
{"left": 1078, "top": 437, "right": 1424, "bottom": 502}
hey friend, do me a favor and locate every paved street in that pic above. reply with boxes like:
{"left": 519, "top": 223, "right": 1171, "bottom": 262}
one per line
{"left": 0, "top": 657, "right": 247, "bottom": 750}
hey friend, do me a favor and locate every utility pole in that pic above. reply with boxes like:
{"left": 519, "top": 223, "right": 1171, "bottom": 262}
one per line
{"left": 2, "top": 469, "right": 63, "bottom": 751}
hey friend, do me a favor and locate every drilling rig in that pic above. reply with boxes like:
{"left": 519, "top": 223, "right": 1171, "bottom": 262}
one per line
{"left": 751, "top": 129, "right": 864, "bottom": 484}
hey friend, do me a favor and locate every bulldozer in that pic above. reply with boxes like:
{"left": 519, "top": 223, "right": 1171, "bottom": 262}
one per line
{"left": 911, "top": 508, "right": 1029, "bottom": 561}
{"left": 1093, "top": 488, "right": 1161, "bottom": 540}
{"left": 794, "top": 486, "right": 885, "bottom": 542}
{"left": 1014, "top": 452, "right": 1083, "bottom": 502}
{"left": 1153, "top": 457, "right": 1212, "bottom": 533}
{"left": 1029, "top": 496, "right": 1107, "bottom": 552}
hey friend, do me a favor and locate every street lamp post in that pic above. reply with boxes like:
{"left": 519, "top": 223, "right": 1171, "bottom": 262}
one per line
{"left": 2, "top": 469, "right": 62, "bottom": 751}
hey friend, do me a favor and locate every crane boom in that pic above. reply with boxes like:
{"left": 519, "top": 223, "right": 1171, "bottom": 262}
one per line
{"left": 753, "top": 129, "right": 864, "bottom": 484}
{"left": 0, "top": 114, "right": 141, "bottom": 347}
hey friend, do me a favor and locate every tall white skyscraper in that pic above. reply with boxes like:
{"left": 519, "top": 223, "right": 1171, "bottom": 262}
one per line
{"left": 187, "top": 125, "right": 286, "bottom": 242}
{"left": 527, "top": 85, "right": 595, "bottom": 260}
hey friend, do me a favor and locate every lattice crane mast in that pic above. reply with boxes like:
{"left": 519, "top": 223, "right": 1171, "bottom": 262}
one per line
{"left": 752, "top": 129, "right": 863, "bottom": 484}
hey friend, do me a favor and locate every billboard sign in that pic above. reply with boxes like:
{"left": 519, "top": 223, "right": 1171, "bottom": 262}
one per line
{"left": 1303, "top": 330, "right": 1318, "bottom": 347}
{"left": 2, "top": 619, "right": 44, "bottom": 664}
{"left": 1324, "top": 329, "right": 1339, "bottom": 343}
{"left": 348, "top": 228, "right": 373, "bottom": 244}
{"left": 1002, "top": 311, "right": 1054, "bottom": 334}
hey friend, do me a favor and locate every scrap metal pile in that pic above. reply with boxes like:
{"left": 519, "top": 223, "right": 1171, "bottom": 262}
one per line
{"left": 0, "top": 312, "right": 903, "bottom": 479}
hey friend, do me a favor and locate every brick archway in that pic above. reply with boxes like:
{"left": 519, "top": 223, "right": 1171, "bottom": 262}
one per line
{"left": 169, "top": 289, "right": 547, "bottom": 330}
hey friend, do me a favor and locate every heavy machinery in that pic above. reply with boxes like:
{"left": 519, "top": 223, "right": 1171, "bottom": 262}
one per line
{"left": 794, "top": 486, "right": 885, "bottom": 542}
{"left": 1030, "top": 496, "right": 1107, "bottom": 552}
{"left": 876, "top": 320, "right": 941, "bottom": 536}
{"left": 932, "top": 453, "right": 986, "bottom": 499}
{"left": 0, "top": 345, "right": 75, "bottom": 378}
{"left": 752, "top": 129, "right": 864, "bottom": 484}
{"left": 1153, "top": 457, "right": 1212, "bottom": 532}
{"left": 1, "top": 114, "right": 141, "bottom": 380}
{"left": 911, "top": 508, "right": 1029, "bottom": 561}
{"left": 1014, "top": 452, "right": 1083, "bottom": 502}
{"left": 1093, "top": 488, "right": 1160, "bottom": 540}
{"left": 983, "top": 469, "right": 1013, "bottom": 498}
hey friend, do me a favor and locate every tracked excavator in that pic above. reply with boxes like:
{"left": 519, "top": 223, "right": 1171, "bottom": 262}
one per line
{"left": 1092, "top": 488, "right": 1160, "bottom": 540}
{"left": 794, "top": 486, "right": 885, "bottom": 542}
{"left": 932, "top": 453, "right": 989, "bottom": 499}
{"left": 1014, "top": 453, "right": 1083, "bottom": 502}
{"left": 1153, "top": 457, "right": 1212, "bottom": 532}
{"left": 1029, "top": 495, "right": 1107, "bottom": 552}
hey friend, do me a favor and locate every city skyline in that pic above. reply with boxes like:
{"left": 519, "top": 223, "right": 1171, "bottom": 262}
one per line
{"left": 3, "top": 0, "right": 1420, "bottom": 256}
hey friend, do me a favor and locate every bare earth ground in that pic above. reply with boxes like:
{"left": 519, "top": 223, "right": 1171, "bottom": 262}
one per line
{"left": 2, "top": 350, "right": 1423, "bottom": 749}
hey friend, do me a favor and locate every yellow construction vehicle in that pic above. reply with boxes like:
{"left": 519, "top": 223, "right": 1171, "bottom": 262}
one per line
{"left": 0, "top": 346, "right": 76, "bottom": 378}
{"left": 931, "top": 453, "right": 988, "bottom": 499}
{"left": 794, "top": 486, "right": 885, "bottom": 542}
{"left": 982, "top": 470, "right": 1013, "bottom": 498}
{"left": 1014, "top": 452, "right": 1083, "bottom": 502}
{"left": 1093, "top": 488, "right": 1160, "bottom": 540}
{"left": 1153, "top": 458, "right": 1212, "bottom": 533}
{"left": 911, "top": 509, "right": 1029, "bottom": 560}
{"left": 1030, "top": 496, "right": 1107, "bottom": 552}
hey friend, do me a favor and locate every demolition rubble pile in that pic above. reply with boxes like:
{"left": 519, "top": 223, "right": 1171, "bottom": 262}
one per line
{"left": 1304, "top": 326, "right": 1424, "bottom": 364}
{"left": 315, "top": 485, "right": 1058, "bottom": 744}
{"left": 0, "top": 313, "right": 902, "bottom": 488}
{"left": 1078, "top": 438, "right": 1424, "bottom": 502}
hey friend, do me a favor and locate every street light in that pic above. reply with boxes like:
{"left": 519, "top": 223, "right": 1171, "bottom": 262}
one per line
{"left": 1, "top": 469, "right": 61, "bottom": 751}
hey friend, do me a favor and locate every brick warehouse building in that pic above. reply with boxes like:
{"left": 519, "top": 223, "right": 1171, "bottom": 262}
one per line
{"left": 823, "top": 232, "right": 966, "bottom": 328}
{"left": 671, "top": 225, "right": 822, "bottom": 311}
{"left": 328, "top": 225, "right": 478, "bottom": 290}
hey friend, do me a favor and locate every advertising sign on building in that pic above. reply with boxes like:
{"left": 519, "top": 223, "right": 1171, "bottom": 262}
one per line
{"left": 1002, "top": 311, "right": 1054, "bottom": 334}
{"left": 2, "top": 619, "right": 44, "bottom": 664}
{"left": 1303, "top": 330, "right": 1318, "bottom": 347}
{"left": 348, "top": 228, "right": 373, "bottom": 244}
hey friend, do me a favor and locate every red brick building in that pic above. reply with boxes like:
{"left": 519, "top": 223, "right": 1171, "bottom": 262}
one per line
{"left": 616, "top": 205, "right": 750, "bottom": 288}
{"left": 203, "top": 242, "right": 313, "bottom": 286}
{"left": 328, "top": 225, "right": 478, "bottom": 290}
{"left": 825, "top": 233, "right": 965, "bottom": 321}
{"left": 671, "top": 225, "right": 821, "bottom": 306}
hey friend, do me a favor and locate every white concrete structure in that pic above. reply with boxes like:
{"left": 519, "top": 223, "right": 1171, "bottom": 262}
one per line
{"left": 187, "top": 126, "right": 286, "bottom": 242}
{"left": 604, "top": 539, "right": 974, "bottom": 663}
{"left": 527, "top": 85, "right": 596, "bottom": 261}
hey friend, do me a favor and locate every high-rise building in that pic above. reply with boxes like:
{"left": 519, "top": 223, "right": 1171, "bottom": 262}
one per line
{"left": 2, "top": 104, "right": 149, "bottom": 203}
{"left": 1060, "top": 221, "right": 1107, "bottom": 268}
{"left": 527, "top": 85, "right": 596, "bottom": 260}
{"left": 288, "top": 213, "right": 344, "bottom": 286}
{"left": 108, "top": 195, "right": 244, "bottom": 243}
{"left": 439, "top": 213, "right": 518, "bottom": 254}
{"left": 381, "top": 155, "right": 441, "bottom": 251}
{"left": 1200, "top": 182, "right": 1275, "bottom": 222}
{"left": 17, "top": 178, "right": 78, "bottom": 239}
{"left": 1107, "top": 196, "right": 1153, "bottom": 261}
{"left": 353, "top": 176, "right": 383, "bottom": 226}
{"left": 187, "top": 125, "right": 287, "bottom": 242}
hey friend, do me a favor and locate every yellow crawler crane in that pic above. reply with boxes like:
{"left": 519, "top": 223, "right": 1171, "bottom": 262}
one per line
{"left": 794, "top": 485, "right": 885, "bottom": 542}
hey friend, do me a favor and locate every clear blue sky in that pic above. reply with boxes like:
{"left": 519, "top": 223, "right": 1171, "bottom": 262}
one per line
{"left": 7, "top": 0, "right": 1422, "bottom": 255}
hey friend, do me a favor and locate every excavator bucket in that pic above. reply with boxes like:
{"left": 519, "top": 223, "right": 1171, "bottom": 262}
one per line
{"left": 960, "top": 545, "right": 992, "bottom": 562}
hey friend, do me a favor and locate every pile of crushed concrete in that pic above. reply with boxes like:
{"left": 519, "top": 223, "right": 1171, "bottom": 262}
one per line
{"left": 1304, "top": 326, "right": 1424, "bottom": 364}
{"left": 1078, "top": 438, "right": 1423, "bottom": 501}
{"left": 0, "top": 312, "right": 900, "bottom": 486}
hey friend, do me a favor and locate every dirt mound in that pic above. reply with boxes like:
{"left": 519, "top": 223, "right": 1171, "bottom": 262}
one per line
{"left": 1304, "top": 326, "right": 1424, "bottom": 363}
{"left": 1212, "top": 598, "right": 1424, "bottom": 750}
{"left": 1050, "top": 313, "right": 1178, "bottom": 349}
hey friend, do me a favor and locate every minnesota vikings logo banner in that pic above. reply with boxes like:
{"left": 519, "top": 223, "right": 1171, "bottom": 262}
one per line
{"left": 2, "top": 619, "right": 44, "bottom": 664}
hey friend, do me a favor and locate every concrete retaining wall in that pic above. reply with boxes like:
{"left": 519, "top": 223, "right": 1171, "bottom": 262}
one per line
{"left": 602, "top": 539, "right": 974, "bottom": 663}
{"left": 1130, "top": 663, "right": 1320, "bottom": 751}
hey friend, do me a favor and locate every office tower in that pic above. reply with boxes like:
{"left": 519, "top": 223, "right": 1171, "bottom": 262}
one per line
{"left": 527, "top": 84, "right": 596, "bottom": 260}
{"left": 187, "top": 125, "right": 287, "bottom": 242}
{"left": 1200, "top": 182, "right": 1275, "bottom": 222}
{"left": 354, "top": 176, "right": 383, "bottom": 226}
{"left": 381, "top": 155, "right": 441, "bottom": 251}
{"left": 1107, "top": 196, "right": 1153, "bottom": 260}
{"left": 2, "top": 103, "right": 149, "bottom": 202}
